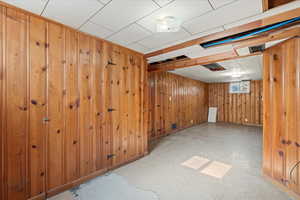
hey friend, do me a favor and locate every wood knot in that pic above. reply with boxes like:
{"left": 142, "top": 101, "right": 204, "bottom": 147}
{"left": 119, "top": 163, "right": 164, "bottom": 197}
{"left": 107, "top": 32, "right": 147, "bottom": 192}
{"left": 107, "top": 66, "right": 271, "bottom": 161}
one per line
{"left": 31, "top": 100, "right": 38, "bottom": 105}
{"left": 278, "top": 151, "right": 284, "bottom": 157}
{"left": 18, "top": 106, "right": 27, "bottom": 111}
{"left": 41, "top": 66, "right": 47, "bottom": 71}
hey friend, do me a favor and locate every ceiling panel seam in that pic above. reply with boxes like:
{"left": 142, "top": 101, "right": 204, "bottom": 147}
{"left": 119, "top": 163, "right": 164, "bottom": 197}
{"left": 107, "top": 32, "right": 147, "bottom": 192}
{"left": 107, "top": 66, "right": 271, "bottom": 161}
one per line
{"left": 94, "top": 0, "right": 178, "bottom": 39}
{"left": 77, "top": 0, "right": 112, "bottom": 29}
{"left": 151, "top": 0, "right": 162, "bottom": 8}
{"left": 182, "top": 0, "right": 240, "bottom": 27}
{"left": 40, "top": 0, "right": 51, "bottom": 16}
{"left": 207, "top": 0, "right": 215, "bottom": 10}
{"left": 104, "top": 5, "right": 166, "bottom": 39}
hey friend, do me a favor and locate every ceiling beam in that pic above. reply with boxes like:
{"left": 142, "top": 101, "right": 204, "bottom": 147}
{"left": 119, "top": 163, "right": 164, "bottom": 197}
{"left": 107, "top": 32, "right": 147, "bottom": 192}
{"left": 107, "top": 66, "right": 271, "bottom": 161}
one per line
{"left": 148, "top": 51, "right": 264, "bottom": 72}
{"left": 263, "top": 0, "right": 269, "bottom": 12}
{"left": 145, "top": 7, "right": 300, "bottom": 58}
{"left": 268, "top": 0, "right": 295, "bottom": 10}
{"left": 233, "top": 27, "right": 300, "bottom": 49}
{"left": 148, "top": 27, "right": 300, "bottom": 73}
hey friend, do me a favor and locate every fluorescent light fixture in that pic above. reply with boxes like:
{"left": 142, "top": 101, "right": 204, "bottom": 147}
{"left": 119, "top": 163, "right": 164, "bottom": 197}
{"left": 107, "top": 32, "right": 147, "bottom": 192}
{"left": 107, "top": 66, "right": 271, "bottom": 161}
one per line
{"left": 156, "top": 16, "right": 181, "bottom": 32}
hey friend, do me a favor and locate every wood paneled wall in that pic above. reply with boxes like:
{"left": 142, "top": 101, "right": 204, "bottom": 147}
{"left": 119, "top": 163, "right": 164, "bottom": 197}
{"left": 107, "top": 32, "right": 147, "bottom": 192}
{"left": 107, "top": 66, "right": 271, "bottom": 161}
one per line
{"left": 0, "top": 5, "right": 148, "bottom": 200}
{"left": 208, "top": 81, "right": 263, "bottom": 125}
{"left": 263, "top": 37, "right": 300, "bottom": 195}
{"left": 148, "top": 72, "right": 208, "bottom": 141}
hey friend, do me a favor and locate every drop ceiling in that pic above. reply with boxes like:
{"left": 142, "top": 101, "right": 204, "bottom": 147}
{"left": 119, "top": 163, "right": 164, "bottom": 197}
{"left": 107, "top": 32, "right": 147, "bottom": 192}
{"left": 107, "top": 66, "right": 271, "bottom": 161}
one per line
{"left": 3, "top": 0, "right": 266, "bottom": 54}
{"left": 170, "top": 55, "right": 263, "bottom": 83}
{"left": 3, "top": 0, "right": 298, "bottom": 83}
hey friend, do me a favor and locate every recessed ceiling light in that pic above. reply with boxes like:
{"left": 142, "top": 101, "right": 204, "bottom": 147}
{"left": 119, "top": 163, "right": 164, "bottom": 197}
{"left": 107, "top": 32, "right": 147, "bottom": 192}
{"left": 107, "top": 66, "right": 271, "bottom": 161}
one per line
{"left": 156, "top": 16, "right": 181, "bottom": 33}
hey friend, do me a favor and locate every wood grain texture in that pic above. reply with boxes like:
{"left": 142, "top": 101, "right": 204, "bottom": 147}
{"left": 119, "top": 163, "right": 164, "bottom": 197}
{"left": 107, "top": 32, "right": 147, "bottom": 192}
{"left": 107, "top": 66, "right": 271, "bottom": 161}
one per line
{"left": 0, "top": 5, "right": 148, "bottom": 200}
{"left": 267, "top": 0, "right": 295, "bottom": 10}
{"left": 148, "top": 72, "right": 208, "bottom": 141}
{"left": 263, "top": 37, "right": 300, "bottom": 195}
{"left": 208, "top": 81, "right": 263, "bottom": 126}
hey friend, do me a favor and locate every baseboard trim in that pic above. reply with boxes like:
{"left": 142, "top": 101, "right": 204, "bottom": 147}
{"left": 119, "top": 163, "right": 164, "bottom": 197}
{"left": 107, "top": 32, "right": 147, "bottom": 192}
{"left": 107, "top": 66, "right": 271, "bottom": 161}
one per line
{"left": 31, "top": 152, "right": 148, "bottom": 199}
{"left": 46, "top": 168, "right": 108, "bottom": 198}
{"left": 263, "top": 173, "right": 300, "bottom": 200}
{"left": 27, "top": 193, "right": 46, "bottom": 200}
{"left": 150, "top": 121, "right": 207, "bottom": 142}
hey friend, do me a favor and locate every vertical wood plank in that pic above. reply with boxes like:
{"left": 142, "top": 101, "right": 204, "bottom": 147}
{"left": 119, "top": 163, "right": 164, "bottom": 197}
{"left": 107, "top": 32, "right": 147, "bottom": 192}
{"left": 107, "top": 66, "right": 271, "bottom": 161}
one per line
{"left": 47, "top": 22, "right": 65, "bottom": 190}
{"left": 5, "top": 8, "right": 28, "bottom": 200}
{"left": 29, "top": 16, "right": 47, "bottom": 197}
{"left": 64, "top": 29, "right": 79, "bottom": 183}
{"left": 0, "top": 6, "right": 5, "bottom": 200}
{"left": 78, "top": 33, "right": 92, "bottom": 177}
{"left": 263, "top": 51, "right": 272, "bottom": 176}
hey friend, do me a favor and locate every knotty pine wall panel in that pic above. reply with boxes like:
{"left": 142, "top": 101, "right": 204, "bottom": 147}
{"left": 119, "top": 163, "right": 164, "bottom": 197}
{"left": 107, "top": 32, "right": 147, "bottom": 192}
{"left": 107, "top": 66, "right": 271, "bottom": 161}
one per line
{"left": 263, "top": 37, "right": 300, "bottom": 195}
{"left": 148, "top": 72, "right": 208, "bottom": 141}
{"left": 208, "top": 81, "right": 263, "bottom": 126}
{"left": 0, "top": 4, "right": 148, "bottom": 200}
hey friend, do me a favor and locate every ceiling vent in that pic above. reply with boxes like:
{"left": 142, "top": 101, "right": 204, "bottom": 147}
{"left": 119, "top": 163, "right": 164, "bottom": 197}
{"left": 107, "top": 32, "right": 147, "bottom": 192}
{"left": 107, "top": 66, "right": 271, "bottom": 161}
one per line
{"left": 202, "top": 63, "right": 226, "bottom": 71}
{"left": 249, "top": 44, "right": 265, "bottom": 53}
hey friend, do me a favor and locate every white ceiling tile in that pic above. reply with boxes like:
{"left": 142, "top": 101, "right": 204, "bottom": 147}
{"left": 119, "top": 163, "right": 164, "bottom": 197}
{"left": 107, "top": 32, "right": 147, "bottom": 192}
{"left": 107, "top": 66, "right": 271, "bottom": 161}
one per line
{"left": 236, "top": 47, "right": 250, "bottom": 56}
{"left": 182, "top": 0, "right": 263, "bottom": 34}
{"left": 138, "top": 28, "right": 190, "bottom": 49}
{"left": 98, "top": 0, "right": 111, "bottom": 4}
{"left": 148, "top": 55, "right": 166, "bottom": 63}
{"left": 43, "top": 0, "right": 104, "bottom": 28}
{"left": 80, "top": 21, "right": 113, "bottom": 38}
{"left": 147, "top": 27, "right": 224, "bottom": 53}
{"left": 185, "top": 44, "right": 233, "bottom": 58}
{"left": 137, "top": 0, "right": 213, "bottom": 32}
{"left": 171, "top": 55, "right": 262, "bottom": 82}
{"left": 224, "top": 0, "right": 300, "bottom": 29}
{"left": 1, "top": 0, "right": 48, "bottom": 15}
{"left": 209, "top": 0, "right": 236, "bottom": 9}
{"left": 90, "top": 0, "right": 159, "bottom": 32}
{"left": 128, "top": 43, "right": 151, "bottom": 53}
{"left": 153, "top": 0, "right": 174, "bottom": 7}
{"left": 149, "top": 45, "right": 203, "bottom": 62}
{"left": 108, "top": 24, "right": 152, "bottom": 45}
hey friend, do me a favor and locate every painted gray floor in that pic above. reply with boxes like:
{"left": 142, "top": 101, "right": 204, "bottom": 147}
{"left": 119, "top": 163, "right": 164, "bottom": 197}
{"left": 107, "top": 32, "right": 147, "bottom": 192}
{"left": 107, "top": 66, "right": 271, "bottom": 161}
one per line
{"left": 50, "top": 123, "right": 293, "bottom": 200}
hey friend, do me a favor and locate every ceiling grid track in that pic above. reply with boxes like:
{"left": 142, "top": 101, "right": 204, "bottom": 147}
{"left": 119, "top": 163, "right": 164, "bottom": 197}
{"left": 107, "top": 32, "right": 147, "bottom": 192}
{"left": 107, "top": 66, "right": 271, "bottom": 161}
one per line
{"left": 77, "top": 0, "right": 113, "bottom": 30}
{"left": 40, "top": 0, "right": 50, "bottom": 16}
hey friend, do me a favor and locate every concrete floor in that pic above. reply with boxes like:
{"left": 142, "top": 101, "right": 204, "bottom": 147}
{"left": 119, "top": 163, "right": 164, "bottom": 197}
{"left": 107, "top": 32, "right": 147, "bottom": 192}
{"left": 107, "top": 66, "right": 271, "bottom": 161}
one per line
{"left": 50, "top": 123, "right": 293, "bottom": 200}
